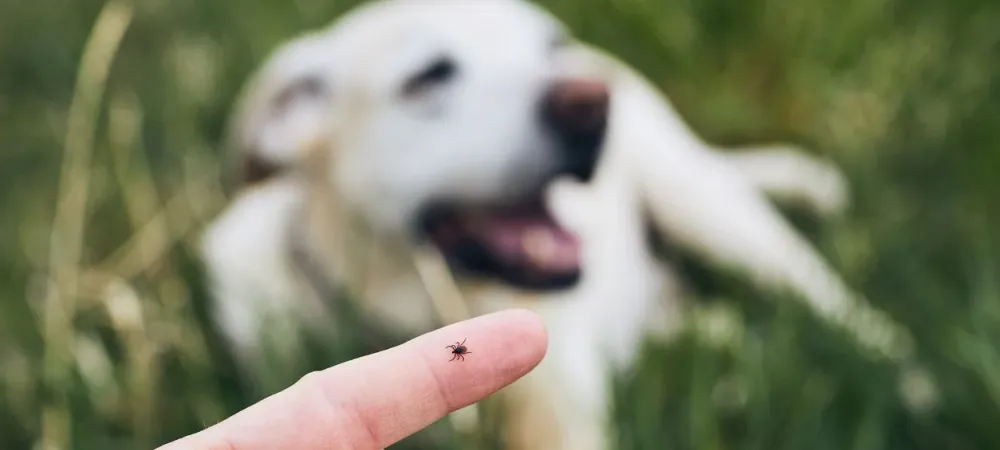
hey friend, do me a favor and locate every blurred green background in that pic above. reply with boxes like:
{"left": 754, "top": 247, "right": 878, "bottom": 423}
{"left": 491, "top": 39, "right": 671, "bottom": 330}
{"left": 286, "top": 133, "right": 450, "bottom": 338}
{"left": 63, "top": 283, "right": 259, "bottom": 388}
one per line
{"left": 3, "top": 0, "right": 1000, "bottom": 448}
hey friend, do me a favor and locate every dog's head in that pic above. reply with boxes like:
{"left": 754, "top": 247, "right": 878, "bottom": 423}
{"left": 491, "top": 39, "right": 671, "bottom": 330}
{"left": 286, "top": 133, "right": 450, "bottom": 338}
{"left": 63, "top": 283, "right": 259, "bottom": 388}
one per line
{"left": 228, "top": 0, "right": 609, "bottom": 291}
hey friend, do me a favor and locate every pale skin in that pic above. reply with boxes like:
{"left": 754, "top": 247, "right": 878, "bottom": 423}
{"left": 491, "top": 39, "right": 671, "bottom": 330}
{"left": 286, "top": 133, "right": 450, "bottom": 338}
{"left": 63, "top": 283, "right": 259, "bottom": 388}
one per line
{"left": 158, "top": 309, "right": 548, "bottom": 450}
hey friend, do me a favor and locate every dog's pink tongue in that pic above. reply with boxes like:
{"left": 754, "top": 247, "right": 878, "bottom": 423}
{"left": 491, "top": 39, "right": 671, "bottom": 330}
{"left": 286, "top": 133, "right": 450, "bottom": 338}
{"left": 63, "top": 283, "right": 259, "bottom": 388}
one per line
{"left": 480, "top": 218, "right": 580, "bottom": 273}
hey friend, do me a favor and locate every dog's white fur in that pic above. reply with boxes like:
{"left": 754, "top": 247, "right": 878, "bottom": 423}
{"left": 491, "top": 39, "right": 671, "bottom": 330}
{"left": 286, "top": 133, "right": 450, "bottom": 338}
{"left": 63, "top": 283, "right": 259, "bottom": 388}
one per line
{"left": 200, "top": 1, "right": 865, "bottom": 448}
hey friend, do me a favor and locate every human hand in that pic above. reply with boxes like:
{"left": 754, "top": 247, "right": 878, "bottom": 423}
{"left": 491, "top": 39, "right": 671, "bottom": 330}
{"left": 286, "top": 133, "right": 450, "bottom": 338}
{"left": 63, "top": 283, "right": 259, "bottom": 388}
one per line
{"left": 158, "top": 309, "right": 548, "bottom": 450}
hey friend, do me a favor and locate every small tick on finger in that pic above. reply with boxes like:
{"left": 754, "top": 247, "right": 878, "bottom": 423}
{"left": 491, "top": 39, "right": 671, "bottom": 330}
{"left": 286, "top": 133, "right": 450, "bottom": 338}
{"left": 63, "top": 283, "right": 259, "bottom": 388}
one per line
{"left": 447, "top": 338, "right": 471, "bottom": 362}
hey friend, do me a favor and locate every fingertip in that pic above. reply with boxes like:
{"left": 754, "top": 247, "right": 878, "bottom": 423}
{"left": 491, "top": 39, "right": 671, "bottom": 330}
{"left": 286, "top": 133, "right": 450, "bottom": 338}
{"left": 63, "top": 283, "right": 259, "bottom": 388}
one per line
{"left": 498, "top": 308, "right": 549, "bottom": 364}
{"left": 419, "top": 308, "right": 549, "bottom": 393}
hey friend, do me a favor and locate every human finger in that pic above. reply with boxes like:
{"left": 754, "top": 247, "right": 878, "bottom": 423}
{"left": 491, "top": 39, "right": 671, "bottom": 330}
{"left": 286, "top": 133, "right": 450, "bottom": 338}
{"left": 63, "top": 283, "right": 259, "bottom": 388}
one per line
{"left": 159, "top": 308, "right": 548, "bottom": 450}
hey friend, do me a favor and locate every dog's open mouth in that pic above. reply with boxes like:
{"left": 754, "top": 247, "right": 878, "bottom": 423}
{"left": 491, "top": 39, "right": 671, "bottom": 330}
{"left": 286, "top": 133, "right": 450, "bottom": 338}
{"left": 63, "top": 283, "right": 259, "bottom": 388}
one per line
{"left": 419, "top": 198, "right": 581, "bottom": 290}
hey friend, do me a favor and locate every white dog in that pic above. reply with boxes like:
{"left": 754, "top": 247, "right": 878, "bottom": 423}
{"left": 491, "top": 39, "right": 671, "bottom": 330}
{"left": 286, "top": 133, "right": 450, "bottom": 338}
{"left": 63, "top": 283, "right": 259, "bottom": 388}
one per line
{"left": 200, "top": 0, "right": 909, "bottom": 448}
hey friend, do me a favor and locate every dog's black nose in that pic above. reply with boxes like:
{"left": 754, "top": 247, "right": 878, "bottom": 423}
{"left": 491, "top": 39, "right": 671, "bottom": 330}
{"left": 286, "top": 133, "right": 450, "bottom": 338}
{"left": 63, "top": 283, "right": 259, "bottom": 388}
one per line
{"left": 542, "top": 78, "right": 609, "bottom": 136}
{"left": 540, "top": 78, "right": 610, "bottom": 181}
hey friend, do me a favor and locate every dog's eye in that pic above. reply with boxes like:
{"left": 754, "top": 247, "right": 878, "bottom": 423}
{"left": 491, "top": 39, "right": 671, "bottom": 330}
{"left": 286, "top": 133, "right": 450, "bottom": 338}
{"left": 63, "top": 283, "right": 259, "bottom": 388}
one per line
{"left": 401, "top": 56, "right": 457, "bottom": 98}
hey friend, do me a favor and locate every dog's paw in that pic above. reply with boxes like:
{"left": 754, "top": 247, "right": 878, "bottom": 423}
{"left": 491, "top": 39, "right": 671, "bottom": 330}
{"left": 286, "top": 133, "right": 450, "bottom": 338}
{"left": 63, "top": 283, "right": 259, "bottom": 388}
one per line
{"left": 545, "top": 177, "right": 596, "bottom": 238}
{"left": 808, "top": 161, "right": 850, "bottom": 217}
{"left": 722, "top": 145, "right": 851, "bottom": 218}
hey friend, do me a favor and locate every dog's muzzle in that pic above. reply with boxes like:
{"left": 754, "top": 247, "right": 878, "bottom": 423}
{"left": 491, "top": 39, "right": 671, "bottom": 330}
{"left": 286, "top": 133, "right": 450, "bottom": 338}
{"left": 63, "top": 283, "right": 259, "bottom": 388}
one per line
{"left": 417, "top": 78, "right": 611, "bottom": 291}
{"left": 539, "top": 78, "right": 610, "bottom": 182}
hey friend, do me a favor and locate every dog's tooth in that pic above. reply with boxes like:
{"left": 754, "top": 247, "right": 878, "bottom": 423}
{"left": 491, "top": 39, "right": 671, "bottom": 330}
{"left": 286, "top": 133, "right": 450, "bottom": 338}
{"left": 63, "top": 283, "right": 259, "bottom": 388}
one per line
{"left": 523, "top": 226, "right": 558, "bottom": 265}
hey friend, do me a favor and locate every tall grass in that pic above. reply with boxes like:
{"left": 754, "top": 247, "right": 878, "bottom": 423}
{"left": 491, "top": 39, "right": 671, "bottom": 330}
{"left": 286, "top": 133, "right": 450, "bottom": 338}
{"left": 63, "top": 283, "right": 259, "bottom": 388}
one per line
{"left": 2, "top": 0, "right": 999, "bottom": 448}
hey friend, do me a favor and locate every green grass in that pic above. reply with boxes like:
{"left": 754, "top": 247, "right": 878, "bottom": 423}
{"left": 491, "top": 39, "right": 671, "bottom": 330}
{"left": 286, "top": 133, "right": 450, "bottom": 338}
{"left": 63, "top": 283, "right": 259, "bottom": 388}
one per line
{"left": 2, "top": 0, "right": 1000, "bottom": 448}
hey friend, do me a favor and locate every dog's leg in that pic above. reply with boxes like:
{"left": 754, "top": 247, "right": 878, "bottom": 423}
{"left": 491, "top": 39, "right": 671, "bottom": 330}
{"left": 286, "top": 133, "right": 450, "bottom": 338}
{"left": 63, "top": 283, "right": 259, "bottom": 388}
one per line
{"left": 498, "top": 155, "right": 675, "bottom": 450}
{"left": 721, "top": 145, "right": 849, "bottom": 218}
{"left": 610, "top": 64, "right": 913, "bottom": 362}
{"left": 207, "top": 275, "right": 312, "bottom": 396}
{"left": 501, "top": 307, "right": 611, "bottom": 450}
{"left": 200, "top": 180, "right": 324, "bottom": 395}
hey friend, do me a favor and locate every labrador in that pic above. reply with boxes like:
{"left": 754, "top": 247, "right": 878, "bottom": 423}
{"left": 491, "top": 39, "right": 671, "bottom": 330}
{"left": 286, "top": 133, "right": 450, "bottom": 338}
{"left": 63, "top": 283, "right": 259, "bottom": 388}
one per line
{"left": 199, "top": 1, "right": 895, "bottom": 448}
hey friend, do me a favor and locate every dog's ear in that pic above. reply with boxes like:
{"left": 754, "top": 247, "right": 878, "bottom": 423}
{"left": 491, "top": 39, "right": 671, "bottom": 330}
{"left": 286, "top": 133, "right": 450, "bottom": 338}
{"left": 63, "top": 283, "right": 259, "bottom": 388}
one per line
{"left": 223, "top": 32, "right": 335, "bottom": 189}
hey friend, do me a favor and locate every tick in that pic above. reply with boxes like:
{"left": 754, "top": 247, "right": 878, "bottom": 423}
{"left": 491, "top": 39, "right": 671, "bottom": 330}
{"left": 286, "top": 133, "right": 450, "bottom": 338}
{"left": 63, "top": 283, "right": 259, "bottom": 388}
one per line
{"left": 447, "top": 338, "right": 471, "bottom": 362}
